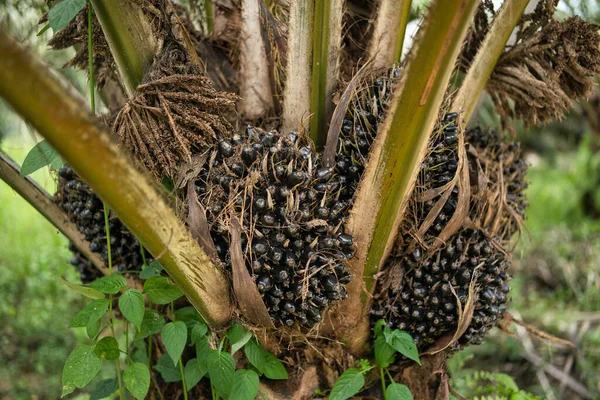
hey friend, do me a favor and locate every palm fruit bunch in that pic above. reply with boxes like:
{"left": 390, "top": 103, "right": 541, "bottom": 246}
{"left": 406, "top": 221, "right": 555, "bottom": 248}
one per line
{"left": 370, "top": 113, "right": 528, "bottom": 349}
{"left": 194, "top": 128, "right": 355, "bottom": 328}
{"left": 55, "top": 166, "right": 146, "bottom": 283}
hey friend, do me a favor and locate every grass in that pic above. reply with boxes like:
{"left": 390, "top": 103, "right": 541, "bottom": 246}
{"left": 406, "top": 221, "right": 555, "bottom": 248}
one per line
{"left": 0, "top": 137, "right": 86, "bottom": 399}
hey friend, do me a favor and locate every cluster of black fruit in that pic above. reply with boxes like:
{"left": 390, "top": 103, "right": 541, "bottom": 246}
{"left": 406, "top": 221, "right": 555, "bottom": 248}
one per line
{"left": 194, "top": 127, "right": 355, "bottom": 328}
{"left": 55, "top": 166, "right": 146, "bottom": 283}
{"left": 369, "top": 112, "right": 528, "bottom": 349}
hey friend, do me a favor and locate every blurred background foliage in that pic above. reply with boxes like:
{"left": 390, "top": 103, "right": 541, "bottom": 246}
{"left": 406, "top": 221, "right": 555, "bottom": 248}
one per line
{"left": 1, "top": 0, "right": 600, "bottom": 399}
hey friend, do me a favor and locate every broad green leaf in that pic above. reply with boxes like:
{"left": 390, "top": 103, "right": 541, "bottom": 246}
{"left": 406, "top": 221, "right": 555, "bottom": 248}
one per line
{"left": 263, "top": 353, "right": 288, "bottom": 380}
{"left": 244, "top": 338, "right": 266, "bottom": 374}
{"left": 86, "top": 318, "right": 101, "bottom": 339}
{"left": 373, "top": 319, "right": 387, "bottom": 337}
{"left": 124, "top": 363, "right": 150, "bottom": 400}
{"left": 227, "top": 323, "right": 252, "bottom": 355}
{"left": 175, "top": 306, "right": 203, "bottom": 328}
{"left": 329, "top": 368, "right": 365, "bottom": 400}
{"left": 143, "top": 276, "right": 184, "bottom": 304}
{"left": 89, "top": 377, "right": 119, "bottom": 400}
{"left": 131, "top": 340, "right": 148, "bottom": 365}
{"left": 184, "top": 358, "right": 206, "bottom": 390}
{"left": 385, "top": 330, "right": 420, "bottom": 365}
{"left": 229, "top": 369, "right": 259, "bottom": 400}
{"left": 48, "top": 0, "right": 86, "bottom": 32}
{"left": 118, "top": 289, "right": 145, "bottom": 329}
{"left": 190, "top": 321, "right": 208, "bottom": 345}
{"left": 61, "top": 345, "right": 102, "bottom": 397}
{"left": 20, "top": 140, "right": 63, "bottom": 176}
{"left": 207, "top": 350, "right": 235, "bottom": 397}
{"left": 94, "top": 336, "right": 120, "bottom": 361}
{"left": 196, "top": 336, "right": 212, "bottom": 371}
{"left": 139, "top": 261, "right": 163, "bottom": 279}
{"left": 154, "top": 354, "right": 182, "bottom": 383}
{"left": 162, "top": 321, "right": 187, "bottom": 365}
{"left": 61, "top": 277, "right": 105, "bottom": 299}
{"left": 387, "top": 383, "right": 414, "bottom": 400}
{"left": 374, "top": 334, "right": 396, "bottom": 369}
{"left": 70, "top": 299, "right": 110, "bottom": 328}
{"left": 134, "top": 309, "right": 165, "bottom": 340}
{"left": 89, "top": 275, "right": 127, "bottom": 294}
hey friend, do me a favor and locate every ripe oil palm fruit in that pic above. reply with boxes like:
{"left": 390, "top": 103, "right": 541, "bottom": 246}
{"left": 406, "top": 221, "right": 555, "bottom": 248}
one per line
{"left": 2, "top": 0, "right": 600, "bottom": 398}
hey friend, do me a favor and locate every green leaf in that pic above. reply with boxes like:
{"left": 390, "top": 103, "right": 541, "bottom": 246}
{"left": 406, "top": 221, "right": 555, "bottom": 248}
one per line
{"left": 143, "top": 276, "right": 184, "bottom": 304}
{"left": 124, "top": 363, "right": 151, "bottom": 400}
{"left": 175, "top": 306, "right": 203, "bottom": 328}
{"left": 86, "top": 318, "right": 101, "bottom": 339}
{"left": 131, "top": 340, "right": 148, "bottom": 365}
{"left": 134, "top": 309, "right": 165, "bottom": 340}
{"left": 89, "top": 377, "right": 119, "bottom": 400}
{"left": 94, "top": 336, "right": 120, "bottom": 361}
{"left": 139, "top": 261, "right": 163, "bottom": 279}
{"left": 184, "top": 358, "right": 206, "bottom": 390}
{"left": 244, "top": 338, "right": 266, "bottom": 374}
{"left": 61, "top": 277, "right": 105, "bottom": 299}
{"left": 21, "top": 140, "right": 64, "bottom": 176}
{"left": 69, "top": 299, "right": 110, "bottom": 328}
{"left": 263, "top": 353, "right": 288, "bottom": 380}
{"left": 373, "top": 319, "right": 387, "bottom": 337}
{"left": 162, "top": 321, "right": 188, "bottom": 365}
{"left": 385, "top": 330, "right": 420, "bottom": 365}
{"left": 61, "top": 345, "right": 102, "bottom": 397}
{"left": 48, "top": 0, "right": 86, "bottom": 32}
{"left": 154, "top": 354, "right": 182, "bottom": 383}
{"left": 207, "top": 349, "right": 235, "bottom": 397}
{"left": 89, "top": 275, "right": 127, "bottom": 294}
{"left": 329, "top": 368, "right": 365, "bottom": 400}
{"left": 196, "top": 336, "right": 212, "bottom": 371}
{"left": 118, "top": 289, "right": 145, "bottom": 329}
{"left": 37, "top": 23, "right": 51, "bottom": 36}
{"left": 374, "top": 334, "right": 396, "bottom": 369}
{"left": 190, "top": 321, "right": 208, "bottom": 345}
{"left": 227, "top": 323, "right": 252, "bottom": 355}
{"left": 229, "top": 369, "right": 259, "bottom": 400}
{"left": 387, "top": 383, "right": 414, "bottom": 400}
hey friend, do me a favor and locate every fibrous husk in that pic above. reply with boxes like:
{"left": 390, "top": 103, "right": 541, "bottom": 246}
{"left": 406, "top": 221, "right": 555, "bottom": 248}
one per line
{"left": 45, "top": 5, "right": 123, "bottom": 90}
{"left": 462, "top": 0, "right": 600, "bottom": 128}
{"left": 111, "top": 41, "right": 238, "bottom": 179}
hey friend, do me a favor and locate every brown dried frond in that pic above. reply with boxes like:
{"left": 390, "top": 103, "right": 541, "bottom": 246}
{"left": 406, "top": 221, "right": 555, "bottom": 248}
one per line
{"left": 112, "top": 42, "right": 238, "bottom": 179}
{"left": 46, "top": 6, "right": 121, "bottom": 90}
{"left": 488, "top": 3, "right": 600, "bottom": 127}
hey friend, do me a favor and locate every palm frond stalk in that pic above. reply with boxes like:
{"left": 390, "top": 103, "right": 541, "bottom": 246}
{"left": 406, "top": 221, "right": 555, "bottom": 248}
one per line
{"left": 453, "top": 0, "right": 530, "bottom": 120}
{"left": 309, "top": 0, "right": 344, "bottom": 149}
{"left": 89, "top": 0, "right": 158, "bottom": 94}
{"left": 368, "top": 0, "right": 412, "bottom": 69}
{"left": 332, "top": 0, "right": 481, "bottom": 353}
{"left": 0, "top": 31, "right": 232, "bottom": 328}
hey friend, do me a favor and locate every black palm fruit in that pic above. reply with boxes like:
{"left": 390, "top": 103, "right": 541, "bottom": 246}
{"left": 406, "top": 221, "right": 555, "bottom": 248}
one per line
{"left": 331, "top": 68, "right": 527, "bottom": 350}
{"left": 194, "top": 128, "right": 355, "bottom": 328}
{"left": 55, "top": 166, "right": 148, "bottom": 283}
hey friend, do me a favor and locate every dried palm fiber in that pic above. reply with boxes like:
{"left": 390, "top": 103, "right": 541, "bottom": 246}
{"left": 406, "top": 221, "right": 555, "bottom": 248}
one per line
{"left": 112, "top": 40, "right": 238, "bottom": 180}
{"left": 44, "top": 5, "right": 122, "bottom": 90}
{"left": 461, "top": 0, "right": 600, "bottom": 127}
